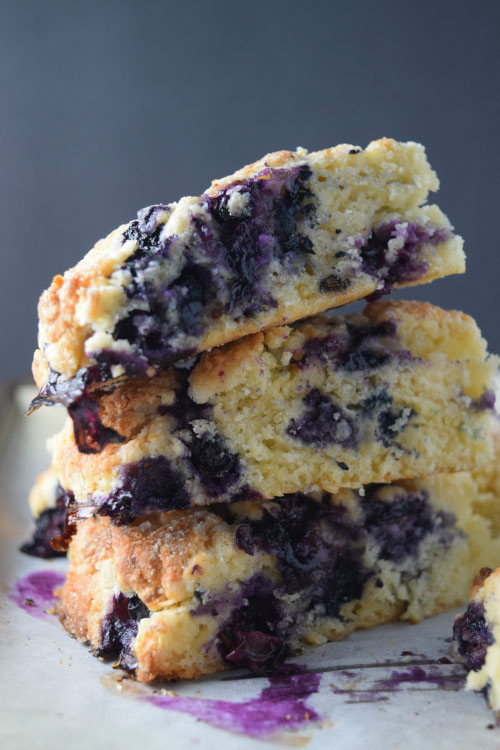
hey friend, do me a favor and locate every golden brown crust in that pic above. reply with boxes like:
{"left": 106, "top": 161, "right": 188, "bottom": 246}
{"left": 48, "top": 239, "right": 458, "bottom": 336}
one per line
{"left": 57, "top": 518, "right": 112, "bottom": 641}
{"left": 207, "top": 138, "right": 411, "bottom": 194}
{"left": 469, "top": 566, "right": 495, "bottom": 599}
{"left": 191, "top": 300, "right": 485, "bottom": 401}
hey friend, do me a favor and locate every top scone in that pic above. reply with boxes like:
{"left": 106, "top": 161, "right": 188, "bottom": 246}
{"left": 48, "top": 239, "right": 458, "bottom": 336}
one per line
{"left": 33, "top": 138, "right": 464, "bottom": 411}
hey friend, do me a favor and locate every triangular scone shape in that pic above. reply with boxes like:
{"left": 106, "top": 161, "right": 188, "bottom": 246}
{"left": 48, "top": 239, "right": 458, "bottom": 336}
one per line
{"left": 34, "top": 138, "right": 464, "bottom": 412}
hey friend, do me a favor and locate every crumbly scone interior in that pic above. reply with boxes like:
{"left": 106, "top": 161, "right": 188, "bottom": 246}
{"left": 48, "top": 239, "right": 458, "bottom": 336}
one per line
{"left": 49, "top": 301, "right": 497, "bottom": 514}
{"left": 58, "top": 452, "right": 500, "bottom": 682}
{"left": 36, "top": 138, "right": 464, "bottom": 384}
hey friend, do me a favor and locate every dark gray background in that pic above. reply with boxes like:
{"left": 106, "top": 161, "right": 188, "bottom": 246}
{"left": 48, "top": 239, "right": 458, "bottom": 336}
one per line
{"left": 1, "top": 0, "right": 499, "bottom": 379}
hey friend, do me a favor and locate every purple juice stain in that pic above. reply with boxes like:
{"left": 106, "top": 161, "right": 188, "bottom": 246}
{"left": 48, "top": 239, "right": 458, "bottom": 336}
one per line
{"left": 149, "top": 672, "right": 321, "bottom": 739}
{"left": 9, "top": 570, "right": 65, "bottom": 619}
{"left": 374, "top": 666, "right": 465, "bottom": 690}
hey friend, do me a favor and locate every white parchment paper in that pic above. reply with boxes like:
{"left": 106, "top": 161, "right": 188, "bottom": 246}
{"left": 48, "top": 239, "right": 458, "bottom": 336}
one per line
{"left": 1, "top": 385, "right": 499, "bottom": 750}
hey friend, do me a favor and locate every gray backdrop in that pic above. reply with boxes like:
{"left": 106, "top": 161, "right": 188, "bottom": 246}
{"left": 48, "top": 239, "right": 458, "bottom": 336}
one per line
{"left": 1, "top": 0, "right": 499, "bottom": 379}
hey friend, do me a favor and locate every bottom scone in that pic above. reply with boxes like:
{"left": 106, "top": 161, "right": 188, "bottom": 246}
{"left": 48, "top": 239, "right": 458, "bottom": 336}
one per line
{"left": 58, "top": 466, "right": 500, "bottom": 682}
{"left": 453, "top": 567, "right": 500, "bottom": 717}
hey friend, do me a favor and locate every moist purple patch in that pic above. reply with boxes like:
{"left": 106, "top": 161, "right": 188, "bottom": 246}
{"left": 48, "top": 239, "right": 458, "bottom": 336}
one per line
{"left": 296, "top": 319, "right": 401, "bottom": 372}
{"left": 360, "top": 220, "right": 449, "bottom": 299}
{"left": 149, "top": 671, "right": 321, "bottom": 739}
{"left": 20, "top": 485, "right": 68, "bottom": 558}
{"left": 205, "top": 165, "right": 314, "bottom": 315}
{"left": 214, "top": 574, "right": 289, "bottom": 671}
{"left": 233, "top": 495, "right": 366, "bottom": 622}
{"left": 28, "top": 365, "right": 125, "bottom": 454}
{"left": 9, "top": 571, "right": 65, "bottom": 619}
{"left": 362, "top": 488, "right": 457, "bottom": 563}
{"left": 471, "top": 389, "right": 497, "bottom": 411}
{"left": 453, "top": 600, "right": 494, "bottom": 672}
{"left": 110, "top": 165, "right": 315, "bottom": 373}
{"left": 160, "top": 383, "right": 242, "bottom": 497}
{"left": 97, "top": 593, "right": 150, "bottom": 671}
{"left": 374, "top": 666, "right": 465, "bottom": 690}
{"left": 68, "top": 397, "right": 124, "bottom": 454}
{"left": 286, "top": 389, "right": 357, "bottom": 449}
{"left": 96, "top": 457, "right": 190, "bottom": 523}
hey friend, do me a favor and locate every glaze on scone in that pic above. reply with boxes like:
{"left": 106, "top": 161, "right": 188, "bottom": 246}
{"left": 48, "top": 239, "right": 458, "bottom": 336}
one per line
{"left": 58, "top": 460, "right": 500, "bottom": 683}
{"left": 49, "top": 301, "right": 498, "bottom": 521}
{"left": 32, "top": 139, "right": 464, "bottom": 426}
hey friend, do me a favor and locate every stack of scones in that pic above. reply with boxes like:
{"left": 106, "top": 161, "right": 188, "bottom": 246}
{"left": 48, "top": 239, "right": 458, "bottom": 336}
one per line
{"left": 24, "top": 138, "right": 500, "bottom": 682}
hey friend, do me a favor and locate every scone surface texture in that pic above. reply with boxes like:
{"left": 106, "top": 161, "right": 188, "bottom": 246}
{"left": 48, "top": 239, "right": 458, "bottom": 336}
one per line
{"left": 33, "top": 138, "right": 464, "bottom": 417}
{"left": 58, "top": 458, "right": 500, "bottom": 682}
{"left": 50, "top": 301, "right": 498, "bottom": 521}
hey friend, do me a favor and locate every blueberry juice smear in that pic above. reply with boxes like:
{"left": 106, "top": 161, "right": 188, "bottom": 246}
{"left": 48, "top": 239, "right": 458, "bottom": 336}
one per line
{"left": 9, "top": 571, "right": 66, "bottom": 619}
{"left": 149, "top": 672, "right": 321, "bottom": 739}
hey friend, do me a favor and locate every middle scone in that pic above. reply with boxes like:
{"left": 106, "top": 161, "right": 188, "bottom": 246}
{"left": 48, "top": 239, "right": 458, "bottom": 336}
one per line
{"left": 49, "top": 300, "right": 498, "bottom": 522}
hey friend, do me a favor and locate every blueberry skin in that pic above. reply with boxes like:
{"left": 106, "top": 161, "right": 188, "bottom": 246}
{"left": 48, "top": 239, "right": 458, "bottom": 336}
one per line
{"left": 453, "top": 599, "right": 494, "bottom": 672}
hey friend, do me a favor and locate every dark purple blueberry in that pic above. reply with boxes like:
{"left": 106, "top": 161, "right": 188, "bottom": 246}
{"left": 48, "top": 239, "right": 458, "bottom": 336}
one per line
{"left": 175, "top": 263, "right": 214, "bottom": 335}
{"left": 471, "top": 389, "right": 496, "bottom": 411}
{"left": 233, "top": 494, "right": 366, "bottom": 619}
{"left": 161, "top": 382, "right": 242, "bottom": 498}
{"left": 188, "top": 433, "right": 241, "bottom": 496}
{"left": 217, "top": 575, "right": 289, "bottom": 672}
{"left": 453, "top": 600, "right": 494, "bottom": 672}
{"left": 20, "top": 485, "right": 68, "bottom": 558}
{"left": 286, "top": 389, "right": 357, "bottom": 449}
{"left": 122, "top": 218, "right": 164, "bottom": 257}
{"left": 159, "top": 380, "right": 209, "bottom": 427}
{"left": 296, "top": 319, "right": 399, "bottom": 372}
{"left": 68, "top": 396, "right": 124, "bottom": 454}
{"left": 111, "top": 164, "right": 316, "bottom": 374}
{"left": 361, "top": 220, "right": 448, "bottom": 298}
{"left": 376, "top": 405, "right": 415, "bottom": 448}
{"left": 97, "top": 457, "right": 189, "bottom": 523}
{"left": 206, "top": 165, "right": 314, "bottom": 315}
{"left": 97, "top": 593, "right": 150, "bottom": 671}
{"left": 28, "top": 365, "right": 126, "bottom": 454}
{"left": 361, "top": 488, "right": 455, "bottom": 563}
{"left": 224, "top": 631, "right": 289, "bottom": 672}
{"left": 319, "top": 274, "right": 351, "bottom": 293}
{"left": 361, "top": 388, "right": 393, "bottom": 414}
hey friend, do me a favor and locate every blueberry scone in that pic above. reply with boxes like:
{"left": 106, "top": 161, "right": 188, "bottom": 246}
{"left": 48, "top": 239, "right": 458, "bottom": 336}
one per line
{"left": 453, "top": 567, "right": 500, "bottom": 717}
{"left": 20, "top": 467, "right": 67, "bottom": 558}
{"left": 58, "top": 463, "right": 500, "bottom": 683}
{"left": 49, "top": 301, "right": 497, "bottom": 521}
{"left": 32, "top": 139, "right": 464, "bottom": 428}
